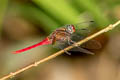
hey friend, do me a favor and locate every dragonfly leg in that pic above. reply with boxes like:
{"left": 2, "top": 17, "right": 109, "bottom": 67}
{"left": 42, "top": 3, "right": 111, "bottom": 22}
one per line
{"left": 68, "top": 38, "right": 78, "bottom": 46}
{"left": 52, "top": 42, "right": 71, "bottom": 55}
{"left": 68, "top": 38, "right": 82, "bottom": 49}
{"left": 64, "top": 50, "right": 71, "bottom": 55}
{"left": 58, "top": 46, "right": 71, "bottom": 55}
{"left": 67, "top": 37, "right": 75, "bottom": 45}
{"left": 69, "top": 40, "right": 81, "bottom": 48}
{"left": 68, "top": 39, "right": 94, "bottom": 55}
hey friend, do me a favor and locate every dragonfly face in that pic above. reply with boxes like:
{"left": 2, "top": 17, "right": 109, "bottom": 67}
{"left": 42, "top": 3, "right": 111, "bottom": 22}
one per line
{"left": 65, "top": 24, "right": 75, "bottom": 34}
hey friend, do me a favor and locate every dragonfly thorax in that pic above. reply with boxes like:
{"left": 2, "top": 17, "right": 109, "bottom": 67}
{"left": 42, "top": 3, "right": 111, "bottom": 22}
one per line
{"left": 65, "top": 24, "right": 75, "bottom": 34}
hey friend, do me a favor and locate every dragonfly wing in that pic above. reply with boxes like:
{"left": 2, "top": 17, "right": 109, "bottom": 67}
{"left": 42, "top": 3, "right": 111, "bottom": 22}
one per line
{"left": 70, "top": 29, "right": 90, "bottom": 43}
{"left": 53, "top": 39, "right": 94, "bottom": 55}
{"left": 70, "top": 47, "right": 94, "bottom": 55}
{"left": 71, "top": 32, "right": 101, "bottom": 50}
{"left": 53, "top": 40, "right": 69, "bottom": 49}
{"left": 81, "top": 40, "right": 102, "bottom": 49}
{"left": 53, "top": 40, "right": 72, "bottom": 55}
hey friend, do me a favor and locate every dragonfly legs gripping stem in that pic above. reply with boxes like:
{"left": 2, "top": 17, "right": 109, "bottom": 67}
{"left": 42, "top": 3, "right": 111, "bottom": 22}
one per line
{"left": 68, "top": 39, "right": 94, "bottom": 55}
{"left": 53, "top": 44, "right": 71, "bottom": 55}
{"left": 68, "top": 39, "right": 79, "bottom": 47}
{"left": 58, "top": 46, "right": 71, "bottom": 55}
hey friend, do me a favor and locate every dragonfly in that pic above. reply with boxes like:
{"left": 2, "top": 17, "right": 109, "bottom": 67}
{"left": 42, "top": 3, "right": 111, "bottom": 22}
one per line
{"left": 13, "top": 21, "right": 101, "bottom": 55}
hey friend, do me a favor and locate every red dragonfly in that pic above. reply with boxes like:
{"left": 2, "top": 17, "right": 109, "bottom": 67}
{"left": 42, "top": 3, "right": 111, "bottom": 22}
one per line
{"left": 13, "top": 21, "right": 101, "bottom": 55}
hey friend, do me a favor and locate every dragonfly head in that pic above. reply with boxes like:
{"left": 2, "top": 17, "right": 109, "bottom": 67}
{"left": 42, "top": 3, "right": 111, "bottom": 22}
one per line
{"left": 66, "top": 24, "right": 75, "bottom": 34}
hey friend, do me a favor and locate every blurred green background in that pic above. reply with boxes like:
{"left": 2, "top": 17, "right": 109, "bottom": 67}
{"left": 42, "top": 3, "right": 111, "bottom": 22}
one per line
{"left": 0, "top": 0, "right": 120, "bottom": 80}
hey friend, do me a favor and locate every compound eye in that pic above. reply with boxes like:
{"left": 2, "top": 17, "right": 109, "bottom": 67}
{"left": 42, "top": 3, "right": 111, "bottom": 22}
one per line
{"left": 68, "top": 26, "right": 72, "bottom": 31}
{"left": 67, "top": 25, "right": 73, "bottom": 33}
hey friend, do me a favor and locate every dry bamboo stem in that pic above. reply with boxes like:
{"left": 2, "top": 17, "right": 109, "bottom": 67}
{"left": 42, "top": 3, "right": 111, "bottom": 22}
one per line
{"left": 0, "top": 20, "right": 120, "bottom": 80}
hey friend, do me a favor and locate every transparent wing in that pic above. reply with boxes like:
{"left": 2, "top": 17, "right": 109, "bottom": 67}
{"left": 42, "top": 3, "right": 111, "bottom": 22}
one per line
{"left": 70, "top": 47, "right": 94, "bottom": 55}
{"left": 71, "top": 33, "right": 101, "bottom": 50}
{"left": 72, "top": 21, "right": 95, "bottom": 39}
{"left": 53, "top": 37, "right": 101, "bottom": 55}
{"left": 81, "top": 39, "right": 102, "bottom": 49}
{"left": 53, "top": 40, "right": 69, "bottom": 49}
